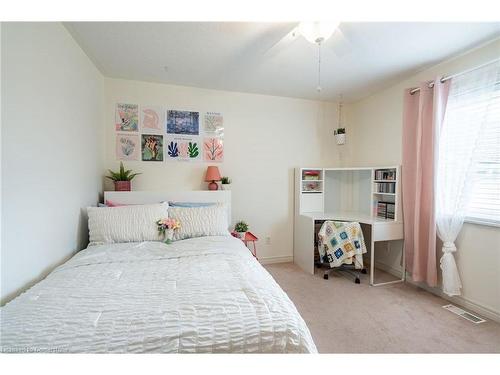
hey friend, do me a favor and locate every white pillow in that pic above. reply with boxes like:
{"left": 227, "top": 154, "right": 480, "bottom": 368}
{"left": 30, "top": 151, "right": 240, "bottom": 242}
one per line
{"left": 87, "top": 203, "right": 169, "bottom": 245}
{"left": 168, "top": 204, "right": 229, "bottom": 241}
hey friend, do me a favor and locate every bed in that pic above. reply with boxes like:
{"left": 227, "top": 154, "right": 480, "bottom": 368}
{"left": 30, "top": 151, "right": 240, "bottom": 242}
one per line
{"left": 0, "top": 191, "right": 317, "bottom": 353}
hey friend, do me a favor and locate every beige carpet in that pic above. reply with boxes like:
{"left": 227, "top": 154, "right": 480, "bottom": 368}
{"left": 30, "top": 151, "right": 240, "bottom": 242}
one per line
{"left": 265, "top": 262, "right": 500, "bottom": 353}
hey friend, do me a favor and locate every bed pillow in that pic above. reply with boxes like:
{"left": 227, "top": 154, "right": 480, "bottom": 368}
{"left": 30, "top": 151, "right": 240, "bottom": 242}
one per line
{"left": 168, "top": 204, "right": 229, "bottom": 241}
{"left": 168, "top": 201, "right": 217, "bottom": 208}
{"left": 104, "top": 199, "right": 134, "bottom": 207}
{"left": 87, "top": 203, "right": 169, "bottom": 245}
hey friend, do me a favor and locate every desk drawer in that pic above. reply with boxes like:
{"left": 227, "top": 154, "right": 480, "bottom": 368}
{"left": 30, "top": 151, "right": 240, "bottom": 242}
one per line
{"left": 373, "top": 222, "right": 403, "bottom": 241}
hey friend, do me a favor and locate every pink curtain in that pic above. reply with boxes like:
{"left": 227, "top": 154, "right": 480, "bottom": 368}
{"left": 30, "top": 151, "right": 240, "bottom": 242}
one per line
{"left": 402, "top": 79, "right": 450, "bottom": 287}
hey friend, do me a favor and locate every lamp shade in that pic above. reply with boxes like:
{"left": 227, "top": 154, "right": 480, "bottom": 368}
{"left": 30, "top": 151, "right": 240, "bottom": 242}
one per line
{"left": 205, "top": 166, "right": 221, "bottom": 182}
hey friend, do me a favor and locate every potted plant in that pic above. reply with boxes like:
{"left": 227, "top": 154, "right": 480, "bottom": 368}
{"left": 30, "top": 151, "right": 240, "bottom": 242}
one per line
{"left": 106, "top": 162, "right": 141, "bottom": 191}
{"left": 220, "top": 176, "right": 232, "bottom": 190}
{"left": 334, "top": 127, "right": 346, "bottom": 145}
{"left": 234, "top": 221, "right": 249, "bottom": 240}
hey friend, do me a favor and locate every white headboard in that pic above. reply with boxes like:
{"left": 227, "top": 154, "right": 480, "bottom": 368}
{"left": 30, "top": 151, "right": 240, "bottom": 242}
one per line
{"left": 104, "top": 190, "right": 232, "bottom": 224}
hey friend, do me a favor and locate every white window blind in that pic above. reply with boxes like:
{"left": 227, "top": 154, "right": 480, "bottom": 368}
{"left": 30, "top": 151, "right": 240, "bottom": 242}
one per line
{"left": 440, "top": 62, "right": 500, "bottom": 226}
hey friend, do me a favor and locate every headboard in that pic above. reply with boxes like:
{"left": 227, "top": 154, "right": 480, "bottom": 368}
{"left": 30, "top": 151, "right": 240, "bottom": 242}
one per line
{"left": 103, "top": 190, "right": 232, "bottom": 224}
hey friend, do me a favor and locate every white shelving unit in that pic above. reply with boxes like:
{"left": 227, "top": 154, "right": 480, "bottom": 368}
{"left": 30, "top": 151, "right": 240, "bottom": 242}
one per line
{"left": 371, "top": 167, "right": 400, "bottom": 221}
{"left": 298, "top": 168, "right": 324, "bottom": 212}
{"left": 294, "top": 166, "right": 404, "bottom": 286}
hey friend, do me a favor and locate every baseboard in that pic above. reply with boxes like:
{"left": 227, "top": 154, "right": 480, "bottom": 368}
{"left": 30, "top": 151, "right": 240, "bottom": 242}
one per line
{"left": 373, "top": 260, "right": 500, "bottom": 322}
{"left": 260, "top": 255, "right": 293, "bottom": 265}
{"left": 409, "top": 281, "right": 500, "bottom": 323}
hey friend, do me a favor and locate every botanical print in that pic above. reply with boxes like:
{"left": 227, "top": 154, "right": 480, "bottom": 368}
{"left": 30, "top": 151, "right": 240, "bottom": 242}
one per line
{"left": 141, "top": 134, "right": 164, "bottom": 162}
{"left": 188, "top": 141, "right": 200, "bottom": 158}
{"left": 204, "top": 112, "right": 224, "bottom": 136}
{"left": 203, "top": 137, "right": 224, "bottom": 162}
{"left": 167, "top": 141, "right": 179, "bottom": 158}
{"left": 141, "top": 106, "right": 164, "bottom": 133}
{"left": 166, "top": 136, "right": 201, "bottom": 161}
{"left": 116, "top": 134, "right": 139, "bottom": 160}
{"left": 166, "top": 110, "right": 199, "bottom": 135}
{"left": 115, "top": 103, "right": 139, "bottom": 132}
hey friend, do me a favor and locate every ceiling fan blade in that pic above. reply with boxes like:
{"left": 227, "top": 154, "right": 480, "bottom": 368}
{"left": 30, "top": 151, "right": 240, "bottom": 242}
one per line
{"left": 329, "top": 27, "right": 353, "bottom": 58}
{"left": 263, "top": 25, "right": 300, "bottom": 58}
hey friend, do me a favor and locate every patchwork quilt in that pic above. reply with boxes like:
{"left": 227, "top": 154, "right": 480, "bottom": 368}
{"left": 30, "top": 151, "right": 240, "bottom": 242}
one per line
{"left": 317, "top": 221, "right": 367, "bottom": 269}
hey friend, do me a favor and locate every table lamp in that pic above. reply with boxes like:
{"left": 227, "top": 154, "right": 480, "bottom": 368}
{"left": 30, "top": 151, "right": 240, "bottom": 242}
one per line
{"left": 205, "top": 166, "right": 221, "bottom": 191}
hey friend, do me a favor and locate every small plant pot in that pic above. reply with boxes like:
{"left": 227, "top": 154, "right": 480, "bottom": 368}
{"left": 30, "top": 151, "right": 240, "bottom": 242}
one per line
{"left": 221, "top": 184, "right": 231, "bottom": 191}
{"left": 114, "top": 181, "right": 131, "bottom": 191}
{"left": 237, "top": 231, "right": 246, "bottom": 240}
{"left": 164, "top": 229, "right": 174, "bottom": 244}
{"left": 335, "top": 133, "right": 346, "bottom": 145}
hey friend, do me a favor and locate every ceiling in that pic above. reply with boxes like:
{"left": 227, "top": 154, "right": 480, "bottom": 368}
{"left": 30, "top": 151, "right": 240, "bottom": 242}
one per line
{"left": 66, "top": 22, "right": 500, "bottom": 102}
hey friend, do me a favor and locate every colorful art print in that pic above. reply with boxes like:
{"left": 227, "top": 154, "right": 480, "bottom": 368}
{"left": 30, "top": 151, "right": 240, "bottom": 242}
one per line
{"left": 204, "top": 112, "right": 224, "bottom": 135}
{"left": 166, "top": 137, "right": 201, "bottom": 160}
{"left": 140, "top": 106, "right": 164, "bottom": 133}
{"left": 115, "top": 103, "right": 139, "bottom": 132}
{"left": 166, "top": 110, "right": 199, "bottom": 135}
{"left": 141, "top": 134, "right": 164, "bottom": 162}
{"left": 116, "top": 134, "right": 140, "bottom": 160}
{"left": 203, "top": 137, "right": 224, "bottom": 162}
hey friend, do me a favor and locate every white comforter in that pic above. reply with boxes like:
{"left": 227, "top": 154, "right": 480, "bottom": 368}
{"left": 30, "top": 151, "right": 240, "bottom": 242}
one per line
{"left": 0, "top": 236, "right": 317, "bottom": 353}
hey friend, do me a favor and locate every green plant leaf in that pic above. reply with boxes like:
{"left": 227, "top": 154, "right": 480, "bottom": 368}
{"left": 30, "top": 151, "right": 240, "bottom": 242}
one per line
{"left": 235, "top": 221, "right": 249, "bottom": 232}
{"left": 127, "top": 173, "right": 142, "bottom": 181}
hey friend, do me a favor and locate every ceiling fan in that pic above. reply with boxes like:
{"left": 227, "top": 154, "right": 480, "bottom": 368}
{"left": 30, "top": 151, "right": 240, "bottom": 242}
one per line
{"left": 265, "top": 21, "right": 353, "bottom": 92}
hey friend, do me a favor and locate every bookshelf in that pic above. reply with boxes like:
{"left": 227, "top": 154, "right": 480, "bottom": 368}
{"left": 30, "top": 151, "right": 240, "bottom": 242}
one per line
{"left": 297, "top": 168, "right": 324, "bottom": 212}
{"left": 372, "top": 167, "right": 399, "bottom": 221}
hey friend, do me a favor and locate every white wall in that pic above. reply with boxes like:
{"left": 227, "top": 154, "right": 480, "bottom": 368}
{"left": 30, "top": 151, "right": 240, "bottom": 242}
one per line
{"left": 1, "top": 23, "right": 104, "bottom": 303}
{"left": 343, "top": 38, "right": 500, "bottom": 320}
{"left": 104, "top": 78, "right": 339, "bottom": 262}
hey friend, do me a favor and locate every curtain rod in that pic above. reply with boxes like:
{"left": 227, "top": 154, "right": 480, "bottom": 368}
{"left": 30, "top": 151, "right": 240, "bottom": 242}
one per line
{"left": 409, "top": 58, "right": 500, "bottom": 95}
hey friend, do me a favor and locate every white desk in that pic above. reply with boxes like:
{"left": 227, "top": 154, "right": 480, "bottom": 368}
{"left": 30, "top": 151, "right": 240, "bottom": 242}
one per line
{"left": 294, "top": 211, "right": 405, "bottom": 286}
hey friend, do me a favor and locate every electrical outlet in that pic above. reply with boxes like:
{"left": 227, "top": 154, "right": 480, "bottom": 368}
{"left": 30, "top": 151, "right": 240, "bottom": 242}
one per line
{"left": 265, "top": 236, "right": 271, "bottom": 245}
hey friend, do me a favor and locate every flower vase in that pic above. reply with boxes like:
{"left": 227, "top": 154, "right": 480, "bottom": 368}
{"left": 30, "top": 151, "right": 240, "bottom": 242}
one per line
{"left": 222, "top": 184, "right": 231, "bottom": 191}
{"left": 165, "top": 229, "right": 174, "bottom": 244}
{"left": 237, "top": 231, "right": 246, "bottom": 240}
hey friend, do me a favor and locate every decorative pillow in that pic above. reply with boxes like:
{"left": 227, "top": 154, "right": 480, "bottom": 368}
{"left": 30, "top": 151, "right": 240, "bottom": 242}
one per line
{"left": 87, "top": 203, "right": 169, "bottom": 245}
{"left": 168, "top": 204, "right": 229, "bottom": 241}
{"left": 104, "top": 199, "right": 134, "bottom": 207}
{"left": 168, "top": 201, "right": 217, "bottom": 208}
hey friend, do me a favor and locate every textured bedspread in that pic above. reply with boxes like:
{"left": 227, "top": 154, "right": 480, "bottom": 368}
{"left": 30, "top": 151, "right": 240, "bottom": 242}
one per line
{"left": 0, "top": 236, "right": 317, "bottom": 353}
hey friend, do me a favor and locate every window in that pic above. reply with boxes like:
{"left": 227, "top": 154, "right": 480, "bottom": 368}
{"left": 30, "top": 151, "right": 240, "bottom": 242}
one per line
{"left": 439, "top": 61, "right": 500, "bottom": 226}
{"left": 466, "top": 87, "right": 500, "bottom": 225}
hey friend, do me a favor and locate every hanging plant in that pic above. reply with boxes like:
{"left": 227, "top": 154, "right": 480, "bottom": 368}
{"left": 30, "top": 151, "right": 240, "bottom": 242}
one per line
{"left": 334, "top": 128, "right": 346, "bottom": 145}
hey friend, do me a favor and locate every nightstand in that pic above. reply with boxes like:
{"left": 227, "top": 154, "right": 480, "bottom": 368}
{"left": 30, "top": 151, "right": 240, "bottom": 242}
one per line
{"left": 231, "top": 231, "right": 258, "bottom": 259}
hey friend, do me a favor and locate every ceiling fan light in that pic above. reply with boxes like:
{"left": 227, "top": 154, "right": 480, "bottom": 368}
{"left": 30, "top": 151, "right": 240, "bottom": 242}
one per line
{"left": 298, "top": 21, "right": 339, "bottom": 44}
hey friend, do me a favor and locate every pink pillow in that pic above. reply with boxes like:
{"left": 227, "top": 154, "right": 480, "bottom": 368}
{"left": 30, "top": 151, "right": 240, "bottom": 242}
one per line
{"left": 105, "top": 200, "right": 131, "bottom": 207}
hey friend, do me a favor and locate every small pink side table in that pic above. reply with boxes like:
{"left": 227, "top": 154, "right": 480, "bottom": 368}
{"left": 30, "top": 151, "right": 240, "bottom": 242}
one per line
{"left": 231, "top": 231, "right": 258, "bottom": 259}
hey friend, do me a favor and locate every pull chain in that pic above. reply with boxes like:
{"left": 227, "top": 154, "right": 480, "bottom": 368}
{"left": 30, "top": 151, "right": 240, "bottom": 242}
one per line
{"left": 317, "top": 42, "right": 322, "bottom": 92}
